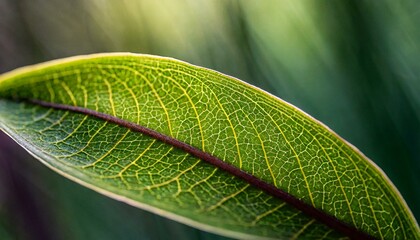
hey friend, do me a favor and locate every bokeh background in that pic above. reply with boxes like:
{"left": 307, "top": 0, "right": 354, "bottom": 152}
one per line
{"left": 0, "top": 1, "right": 419, "bottom": 239}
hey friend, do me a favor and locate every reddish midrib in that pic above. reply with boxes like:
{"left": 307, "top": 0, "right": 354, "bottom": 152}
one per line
{"left": 28, "top": 98, "right": 375, "bottom": 240}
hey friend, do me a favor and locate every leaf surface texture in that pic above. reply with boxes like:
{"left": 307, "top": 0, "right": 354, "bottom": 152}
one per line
{"left": 0, "top": 53, "right": 418, "bottom": 239}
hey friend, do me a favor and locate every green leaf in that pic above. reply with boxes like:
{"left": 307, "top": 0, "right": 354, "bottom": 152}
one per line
{"left": 0, "top": 53, "right": 418, "bottom": 239}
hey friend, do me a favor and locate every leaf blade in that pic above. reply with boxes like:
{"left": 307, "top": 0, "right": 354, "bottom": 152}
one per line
{"left": 0, "top": 53, "right": 418, "bottom": 239}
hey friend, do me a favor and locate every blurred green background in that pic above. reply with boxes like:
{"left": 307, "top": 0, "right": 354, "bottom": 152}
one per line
{"left": 0, "top": 0, "right": 419, "bottom": 239}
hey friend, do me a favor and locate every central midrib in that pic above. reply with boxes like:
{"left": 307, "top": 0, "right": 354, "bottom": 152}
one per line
{"left": 28, "top": 98, "right": 375, "bottom": 240}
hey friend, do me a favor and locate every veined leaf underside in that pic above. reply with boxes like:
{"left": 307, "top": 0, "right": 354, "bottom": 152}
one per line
{"left": 0, "top": 53, "right": 418, "bottom": 239}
